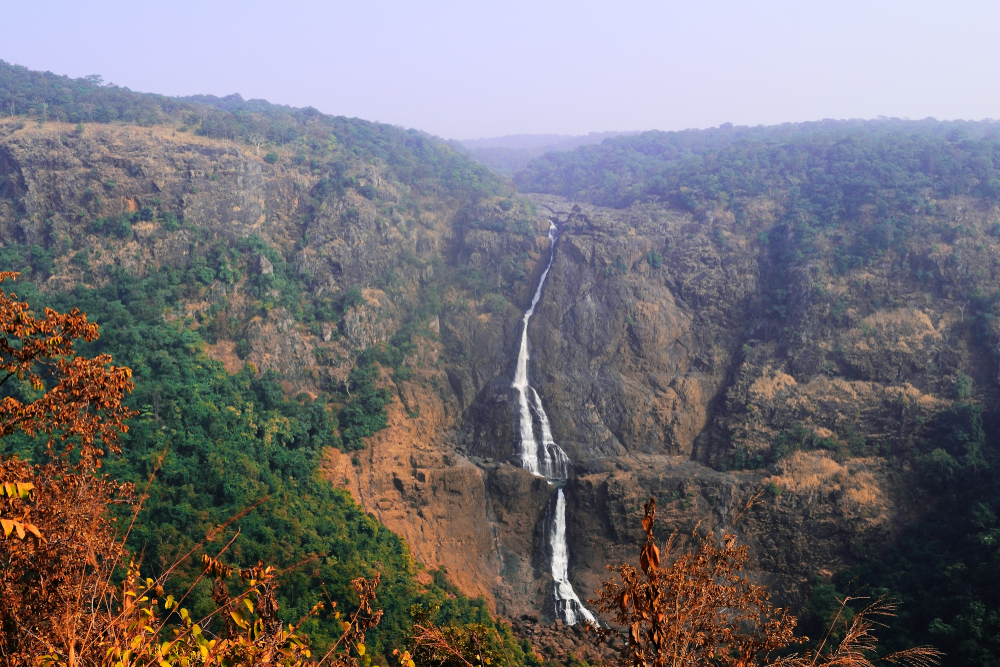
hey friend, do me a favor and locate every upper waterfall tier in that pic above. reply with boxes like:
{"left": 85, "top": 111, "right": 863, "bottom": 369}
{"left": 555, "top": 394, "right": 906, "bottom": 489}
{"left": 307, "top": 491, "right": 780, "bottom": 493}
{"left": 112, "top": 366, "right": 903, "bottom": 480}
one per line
{"left": 514, "top": 221, "right": 571, "bottom": 481}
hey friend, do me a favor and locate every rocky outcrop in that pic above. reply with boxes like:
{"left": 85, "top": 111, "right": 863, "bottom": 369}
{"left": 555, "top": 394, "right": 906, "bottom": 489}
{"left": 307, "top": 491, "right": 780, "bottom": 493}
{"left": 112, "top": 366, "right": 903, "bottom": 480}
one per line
{"left": 320, "top": 343, "right": 502, "bottom": 602}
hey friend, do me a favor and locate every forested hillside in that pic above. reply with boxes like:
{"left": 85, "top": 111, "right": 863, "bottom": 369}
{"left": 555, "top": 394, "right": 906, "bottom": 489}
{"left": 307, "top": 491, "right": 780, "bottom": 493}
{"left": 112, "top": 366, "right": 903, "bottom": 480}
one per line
{"left": 0, "top": 58, "right": 502, "bottom": 202}
{"left": 457, "top": 132, "right": 639, "bottom": 176}
{"left": 0, "top": 60, "right": 538, "bottom": 663}
{"left": 515, "top": 123, "right": 1000, "bottom": 663}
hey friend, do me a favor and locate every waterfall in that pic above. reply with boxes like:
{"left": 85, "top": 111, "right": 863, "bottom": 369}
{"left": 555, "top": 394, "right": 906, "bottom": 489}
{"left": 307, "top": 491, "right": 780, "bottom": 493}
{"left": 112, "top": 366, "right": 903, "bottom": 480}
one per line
{"left": 513, "top": 221, "right": 595, "bottom": 625}
{"left": 513, "top": 222, "right": 570, "bottom": 480}
{"left": 549, "top": 489, "right": 597, "bottom": 625}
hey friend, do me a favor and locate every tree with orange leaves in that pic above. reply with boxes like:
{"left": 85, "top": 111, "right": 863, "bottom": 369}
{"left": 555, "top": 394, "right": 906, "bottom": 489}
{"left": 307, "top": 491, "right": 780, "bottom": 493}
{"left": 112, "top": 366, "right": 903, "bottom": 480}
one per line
{"left": 587, "top": 496, "right": 800, "bottom": 667}
{"left": 0, "top": 271, "right": 135, "bottom": 469}
{"left": 0, "top": 270, "right": 138, "bottom": 662}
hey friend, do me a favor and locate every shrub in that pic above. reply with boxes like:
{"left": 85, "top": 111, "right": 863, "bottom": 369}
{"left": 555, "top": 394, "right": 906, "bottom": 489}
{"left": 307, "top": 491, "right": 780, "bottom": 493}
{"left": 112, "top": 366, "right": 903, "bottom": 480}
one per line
{"left": 89, "top": 213, "right": 133, "bottom": 238}
{"left": 481, "top": 293, "right": 509, "bottom": 314}
{"left": 587, "top": 495, "right": 943, "bottom": 667}
{"left": 71, "top": 250, "right": 89, "bottom": 270}
{"left": 160, "top": 210, "right": 180, "bottom": 231}
{"left": 343, "top": 284, "right": 366, "bottom": 310}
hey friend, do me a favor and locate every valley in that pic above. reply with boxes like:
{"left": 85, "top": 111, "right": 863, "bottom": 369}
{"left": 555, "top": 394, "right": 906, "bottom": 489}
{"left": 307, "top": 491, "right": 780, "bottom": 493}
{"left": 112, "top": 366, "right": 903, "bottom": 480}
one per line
{"left": 3, "top": 64, "right": 1000, "bottom": 662}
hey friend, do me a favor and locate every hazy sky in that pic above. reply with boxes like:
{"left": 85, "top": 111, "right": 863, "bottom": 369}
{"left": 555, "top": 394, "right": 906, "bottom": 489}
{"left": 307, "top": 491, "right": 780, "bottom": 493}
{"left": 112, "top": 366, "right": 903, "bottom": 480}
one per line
{"left": 2, "top": 1, "right": 999, "bottom": 139}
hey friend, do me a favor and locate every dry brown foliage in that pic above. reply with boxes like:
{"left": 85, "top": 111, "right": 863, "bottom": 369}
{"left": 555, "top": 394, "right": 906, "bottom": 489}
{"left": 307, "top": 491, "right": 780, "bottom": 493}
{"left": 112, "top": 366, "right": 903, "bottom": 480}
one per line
{"left": 0, "top": 270, "right": 139, "bottom": 662}
{"left": 587, "top": 496, "right": 944, "bottom": 667}
{"left": 587, "top": 496, "right": 799, "bottom": 667}
{"left": 775, "top": 597, "right": 943, "bottom": 667}
{"left": 404, "top": 611, "right": 508, "bottom": 667}
{"left": 0, "top": 453, "right": 134, "bottom": 662}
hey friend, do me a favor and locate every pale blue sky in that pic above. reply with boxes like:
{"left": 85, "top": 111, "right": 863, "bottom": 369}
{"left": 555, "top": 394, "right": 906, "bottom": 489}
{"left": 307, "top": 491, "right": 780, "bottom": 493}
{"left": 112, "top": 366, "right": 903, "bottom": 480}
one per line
{"left": 2, "top": 1, "right": 998, "bottom": 139}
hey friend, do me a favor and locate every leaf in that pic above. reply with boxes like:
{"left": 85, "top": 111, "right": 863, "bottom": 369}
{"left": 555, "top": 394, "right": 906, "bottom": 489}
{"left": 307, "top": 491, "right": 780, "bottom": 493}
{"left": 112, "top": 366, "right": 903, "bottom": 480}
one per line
{"left": 357, "top": 644, "right": 366, "bottom": 656}
{"left": 14, "top": 521, "right": 24, "bottom": 539}
{"left": 640, "top": 548, "right": 650, "bottom": 574}
{"left": 0, "top": 519, "right": 13, "bottom": 537}
{"left": 243, "top": 598, "right": 254, "bottom": 614}
{"left": 231, "top": 609, "right": 248, "bottom": 629}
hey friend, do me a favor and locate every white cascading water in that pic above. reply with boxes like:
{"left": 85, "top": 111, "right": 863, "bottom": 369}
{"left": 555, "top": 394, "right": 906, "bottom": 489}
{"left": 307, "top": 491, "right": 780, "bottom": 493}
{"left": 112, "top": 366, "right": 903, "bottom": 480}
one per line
{"left": 513, "top": 221, "right": 596, "bottom": 625}
{"left": 548, "top": 488, "right": 596, "bottom": 624}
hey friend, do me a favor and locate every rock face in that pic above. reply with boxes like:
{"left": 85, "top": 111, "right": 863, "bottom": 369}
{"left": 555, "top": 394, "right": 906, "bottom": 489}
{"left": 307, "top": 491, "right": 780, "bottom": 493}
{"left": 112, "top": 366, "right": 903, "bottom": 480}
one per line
{"left": 4, "top": 120, "right": 999, "bottom": 627}
{"left": 444, "top": 193, "right": 997, "bottom": 617}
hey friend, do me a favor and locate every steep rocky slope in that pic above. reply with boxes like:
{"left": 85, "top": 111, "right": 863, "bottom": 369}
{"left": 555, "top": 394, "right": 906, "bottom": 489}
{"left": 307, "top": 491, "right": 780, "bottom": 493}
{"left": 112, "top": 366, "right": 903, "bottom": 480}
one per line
{"left": 316, "top": 187, "right": 995, "bottom": 625}
{"left": 5, "top": 116, "right": 1000, "bottom": 642}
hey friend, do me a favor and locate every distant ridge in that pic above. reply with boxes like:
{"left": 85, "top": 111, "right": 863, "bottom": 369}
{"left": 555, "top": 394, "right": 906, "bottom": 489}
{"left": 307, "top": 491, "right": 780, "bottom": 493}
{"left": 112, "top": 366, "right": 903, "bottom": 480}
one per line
{"left": 457, "top": 131, "right": 642, "bottom": 175}
{"left": 461, "top": 131, "right": 639, "bottom": 151}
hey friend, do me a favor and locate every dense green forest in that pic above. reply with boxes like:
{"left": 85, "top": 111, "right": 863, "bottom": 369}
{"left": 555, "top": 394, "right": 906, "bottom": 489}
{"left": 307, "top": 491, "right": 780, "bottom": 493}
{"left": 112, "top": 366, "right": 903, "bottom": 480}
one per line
{"left": 516, "top": 120, "right": 1000, "bottom": 271}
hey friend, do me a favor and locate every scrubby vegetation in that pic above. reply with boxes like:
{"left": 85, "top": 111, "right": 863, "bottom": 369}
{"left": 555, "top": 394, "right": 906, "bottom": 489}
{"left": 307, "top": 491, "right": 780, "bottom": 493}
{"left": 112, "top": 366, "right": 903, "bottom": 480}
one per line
{"left": 0, "top": 60, "right": 505, "bottom": 205}
{"left": 822, "top": 402, "right": 1000, "bottom": 663}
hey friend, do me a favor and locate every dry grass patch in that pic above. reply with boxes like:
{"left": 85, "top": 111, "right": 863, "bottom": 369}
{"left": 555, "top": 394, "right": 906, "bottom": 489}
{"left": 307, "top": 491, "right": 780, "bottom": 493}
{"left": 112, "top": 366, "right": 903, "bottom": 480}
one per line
{"left": 764, "top": 451, "right": 889, "bottom": 522}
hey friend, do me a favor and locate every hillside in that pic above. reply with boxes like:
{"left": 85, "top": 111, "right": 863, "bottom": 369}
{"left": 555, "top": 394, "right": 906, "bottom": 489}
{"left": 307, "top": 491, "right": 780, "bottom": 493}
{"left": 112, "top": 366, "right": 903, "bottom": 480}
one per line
{"left": 3, "top": 60, "right": 1000, "bottom": 663}
{"left": 513, "top": 123, "right": 1000, "bottom": 659}
{"left": 0, "top": 60, "right": 539, "bottom": 660}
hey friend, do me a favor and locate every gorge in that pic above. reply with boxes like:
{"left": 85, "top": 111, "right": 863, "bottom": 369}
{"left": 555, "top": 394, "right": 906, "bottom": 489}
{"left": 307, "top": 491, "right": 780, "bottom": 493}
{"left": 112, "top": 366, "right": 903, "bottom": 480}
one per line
{"left": 3, "top": 62, "right": 1000, "bottom": 660}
